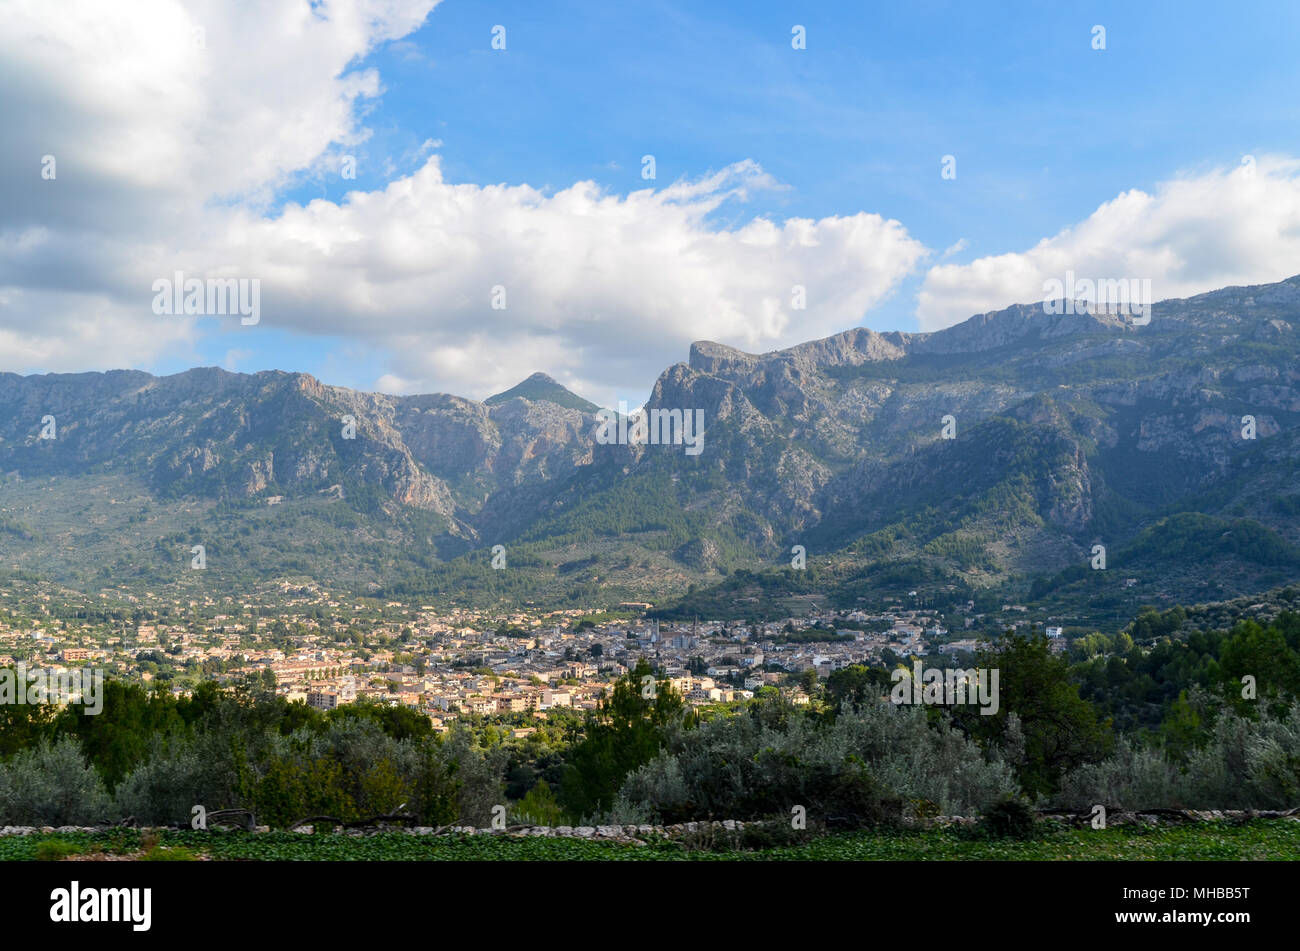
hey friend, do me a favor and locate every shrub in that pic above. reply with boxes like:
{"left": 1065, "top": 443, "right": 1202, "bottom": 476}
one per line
{"left": 1056, "top": 738, "right": 1187, "bottom": 811}
{"left": 980, "top": 798, "right": 1037, "bottom": 839}
{"left": 0, "top": 739, "right": 112, "bottom": 825}
{"left": 739, "top": 817, "right": 811, "bottom": 850}
{"left": 1054, "top": 701, "right": 1300, "bottom": 811}
{"left": 613, "top": 700, "right": 1019, "bottom": 826}
{"left": 112, "top": 732, "right": 238, "bottom": 825}
{"left": 34, "top": 839, "right": 81, "bottom": 861}
{"left": 513, "top": 780, "right": 565, "bottom": 826}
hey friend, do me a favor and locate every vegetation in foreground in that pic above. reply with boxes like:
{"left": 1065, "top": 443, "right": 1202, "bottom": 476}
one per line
{"left": 4, "top": 820, "right": 1297, "bottom": 862}
{"left": 2, "top": 610, "right": 1299, "bottom": 832}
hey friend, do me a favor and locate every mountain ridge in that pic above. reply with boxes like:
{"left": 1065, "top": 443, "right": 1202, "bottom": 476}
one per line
{"left": 2, "top": 273, "right": 1300, "bottom": 613}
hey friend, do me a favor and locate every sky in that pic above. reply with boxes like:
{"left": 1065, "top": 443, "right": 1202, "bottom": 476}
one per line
{"left": 3, "top": 0, "right": 1300, "bottom": 410}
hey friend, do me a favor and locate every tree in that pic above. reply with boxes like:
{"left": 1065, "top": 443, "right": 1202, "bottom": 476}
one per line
{"left": 825, "top": 665, "right": 891, "bottom": 715}
{"left": 330, "top": 700, "right": 432, "bottom": 741}
{"left": 410, "top": 742, "right": 460, "bottom": 825}
{"left": 1219, "top": 620, "right": 1300, "bottom": 711}
{"left": 54, "top": 680, "right": 185, "bottom": 792}
{"left": 360, "top": 757, "right": 410, "bottom": 814}
{"left": 1160, "top": 689, "right": 1202, "bottom": 760}
{"left": 559, "top": 659, "right": 683, "bottom": 819}
{"left": 957, "top": 631, "right": 1113, "bottom": 797}
{"left": 515, "top": 779, "right": 565, "bottom": 826}
{"left": 0, "top": 677, "right": 57, "bottom": 758}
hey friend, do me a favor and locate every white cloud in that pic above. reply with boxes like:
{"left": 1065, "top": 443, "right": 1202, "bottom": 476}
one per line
{"left": 0, "top": 287, "right": 197, "bottom": 371}
{"left": 38, "top": 3, "right": 1300, "bottom": 402}
{"left": 219, "top": 157, "right": 927, "bottom": 401}
{"left": 0, "top": 0, "right": 927, "bottom": 405}
{"left": 0, "top": 0, "right": 440, "bottom": 370}
{"left": 916, "top": 156, "right": 1300, "bottom": 331}
{"left": 0, "top": 0, "right": 440, "bottom": 212}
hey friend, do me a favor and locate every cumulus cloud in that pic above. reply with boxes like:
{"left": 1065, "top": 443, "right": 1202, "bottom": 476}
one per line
{"left": 0, "top": 0, "right": 441, "bottom": 371}
{"left": 916, "top": 156, "right": 1300, "bottom": 331}
{"left": 0, "top": 287, "right": 197, "bottom": 372}
{"left": 30, "top": 3, "right": 1300, "bottom": 405}
{"left": 0, "top": 0, "right": 926, "bottom": 405}
{"left": 218, "top": 158, "right": 928, "bottom": 400}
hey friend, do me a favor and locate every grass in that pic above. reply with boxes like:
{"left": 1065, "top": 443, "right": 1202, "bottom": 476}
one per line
{"left": 3, "top": 820, "right": 1297, "bottom": 861}
{"left": 33, "top": 839, "right": 83, "bottom": 862}
{"left": 140, "top": 845, "right": 199, "bottom": 861}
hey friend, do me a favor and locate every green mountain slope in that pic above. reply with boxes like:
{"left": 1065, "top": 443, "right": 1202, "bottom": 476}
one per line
{"left": 2, "top": 275, "right": 1300, "bottom": 610}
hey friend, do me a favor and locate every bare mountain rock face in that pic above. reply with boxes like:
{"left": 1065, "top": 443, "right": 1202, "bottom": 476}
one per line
{"left": 2, "top": 275, "right": 1299, "bottom": 605}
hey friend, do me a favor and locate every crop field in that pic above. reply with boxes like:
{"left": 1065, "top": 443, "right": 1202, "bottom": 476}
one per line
{"left": 3, "top": 821, "right": 1297, "bottom": 862}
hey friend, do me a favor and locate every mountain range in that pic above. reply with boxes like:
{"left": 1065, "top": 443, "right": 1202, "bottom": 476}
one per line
{"left": 3, "top": 274, "right": 1300, "bottom": 619}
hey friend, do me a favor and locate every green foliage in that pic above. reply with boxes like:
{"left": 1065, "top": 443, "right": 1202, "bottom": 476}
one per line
{"left": 33, "top": 839, "right": 81, "bottom": 861}
{"left": 328, "top": 701, "right": 433, "bottom": 742}
{"left": 559, "top": 660, "right": 684, "bottom": 820}
{"left": 0, "top": 739, "right": 112, "bottom": 825}
{"left": 140, "top": 845, "right": 197, "bottom": 861}
{"left": 409, "top": 746, "right": 461, "bottom": 826}
{"left": 55, "top": 680, "right": 185, "bottom": 791}
{"left": 614, "top": 698, "right": 1017, "bottom": 825}
{"left": 0, "top": 686, "right": 57, "bottom": 759}
{"left": 1160, "top": 690, "right": 1203, "bottom": 761}
{"left": 254, "top": 756, "right": 357, "bottom": 828}
{"left": 824, "top": 665, "right": 892, "bottom": 714}
{"left": 1073, "top": 612, "right": 1300, "bottom": 733}
{"left": 1056, "top": 699, "right": 1300, "bottom": 811}
{"left": 1125, "top": 514, "right": 1300, "bottom": 570}
{"left": 979, "top": 798, "right": 1037, "bottom": 839}
{"left": 513, "top": 780, "right": 566, "bottom": 826}
{"left": 957, "top": 631, "right": 1113, "bottom": 797}
{"left": 1219, "top": 619, "right": 1300, "bottom": 712}
{"left": 1130, "top": 605, "right": 1187, "bottom": 640}
{"left": 768, "top": 628, "right": 855, "bottom": 645}
{"left": 3, "top": 821, "right": 1298, "bottom": 862}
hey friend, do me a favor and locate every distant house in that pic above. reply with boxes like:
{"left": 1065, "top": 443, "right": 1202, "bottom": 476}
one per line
{"left": 307, "top": 688, "right": 340, "bottom": 711}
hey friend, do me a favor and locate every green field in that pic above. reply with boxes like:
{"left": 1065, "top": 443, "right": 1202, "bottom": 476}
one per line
{"left": 4, "top": 821, "right": 1297, "bottom": 862}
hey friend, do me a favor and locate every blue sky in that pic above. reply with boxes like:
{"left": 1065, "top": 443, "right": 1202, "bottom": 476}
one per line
{"left": 7, "top": 0, "right": 1300, "bottom": 407}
